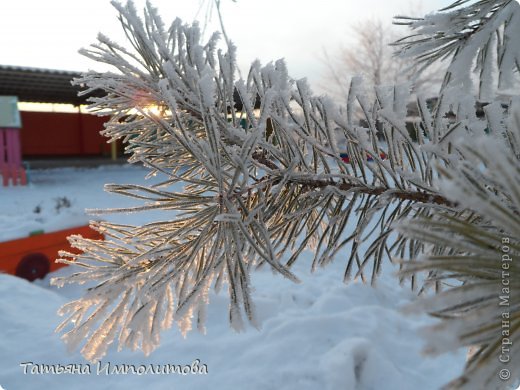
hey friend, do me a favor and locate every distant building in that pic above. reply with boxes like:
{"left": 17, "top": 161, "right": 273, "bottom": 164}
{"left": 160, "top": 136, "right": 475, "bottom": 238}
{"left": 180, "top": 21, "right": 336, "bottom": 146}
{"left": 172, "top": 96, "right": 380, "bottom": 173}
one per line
{"left": 0, "top": 65, "right": 115, "bottom": 159}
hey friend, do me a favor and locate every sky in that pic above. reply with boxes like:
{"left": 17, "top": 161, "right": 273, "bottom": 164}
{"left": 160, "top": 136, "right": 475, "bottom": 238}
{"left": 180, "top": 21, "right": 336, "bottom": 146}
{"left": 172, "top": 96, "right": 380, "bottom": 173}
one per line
{"left": 0, "top": 0, "right": 455, "bottom": 92}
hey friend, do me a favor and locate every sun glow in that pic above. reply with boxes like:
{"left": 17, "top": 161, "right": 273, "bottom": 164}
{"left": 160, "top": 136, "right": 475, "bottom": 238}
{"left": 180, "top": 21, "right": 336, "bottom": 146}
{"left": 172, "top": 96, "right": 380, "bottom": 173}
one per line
{"left": 18, "top": 102, "right": 88, "bottom": 113}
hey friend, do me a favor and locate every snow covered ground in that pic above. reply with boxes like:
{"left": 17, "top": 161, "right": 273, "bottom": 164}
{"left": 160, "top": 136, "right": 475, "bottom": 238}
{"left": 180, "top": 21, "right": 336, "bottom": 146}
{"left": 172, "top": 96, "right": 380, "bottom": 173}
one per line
{"left": 0, "top": 164, "right": 466, "bottom": 390}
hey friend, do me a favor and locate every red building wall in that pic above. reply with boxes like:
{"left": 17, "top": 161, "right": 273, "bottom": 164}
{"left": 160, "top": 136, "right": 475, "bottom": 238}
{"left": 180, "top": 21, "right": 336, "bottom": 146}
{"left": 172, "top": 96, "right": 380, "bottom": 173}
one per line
{"left": 19, "top": 111, "right": 110, "bottom": 157}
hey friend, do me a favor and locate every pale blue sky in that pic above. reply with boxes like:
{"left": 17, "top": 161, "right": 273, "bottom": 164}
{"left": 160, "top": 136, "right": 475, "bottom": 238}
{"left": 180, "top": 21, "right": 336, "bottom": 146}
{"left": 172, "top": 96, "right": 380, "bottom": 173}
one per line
{"left": 0, "top": 1, "right": 454, "bottom": 91}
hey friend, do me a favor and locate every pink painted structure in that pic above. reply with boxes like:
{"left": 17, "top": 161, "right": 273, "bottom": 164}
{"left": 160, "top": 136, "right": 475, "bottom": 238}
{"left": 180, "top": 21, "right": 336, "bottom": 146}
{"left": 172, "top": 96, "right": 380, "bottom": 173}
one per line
{"left": 0, "top": 128, "right": 26, "bottom": 186}
{"left": 0, "top": 96, "right": 26, "bottom": 186}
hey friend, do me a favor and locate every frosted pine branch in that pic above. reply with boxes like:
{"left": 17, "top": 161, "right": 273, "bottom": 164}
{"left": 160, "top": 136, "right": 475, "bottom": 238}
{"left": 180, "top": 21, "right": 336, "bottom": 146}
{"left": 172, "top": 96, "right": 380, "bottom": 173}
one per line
{"left": 395, "top": 0, "right": 520, "bottom": 98}
{"left": 397, "top": 105, "right": 520, "bottom": 389}
{"left": 52, "top": 4, "right": 520, "bottom": 387}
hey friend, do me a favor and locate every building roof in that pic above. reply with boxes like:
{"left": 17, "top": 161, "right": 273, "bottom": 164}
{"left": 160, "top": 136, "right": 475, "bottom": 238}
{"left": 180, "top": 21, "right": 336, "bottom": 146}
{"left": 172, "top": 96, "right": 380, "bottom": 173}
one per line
{"left": 0, "top": 64, "right": 260, "bottom": 109}
{"left": 0, "top": 65, "right": 92, "bottom": 105}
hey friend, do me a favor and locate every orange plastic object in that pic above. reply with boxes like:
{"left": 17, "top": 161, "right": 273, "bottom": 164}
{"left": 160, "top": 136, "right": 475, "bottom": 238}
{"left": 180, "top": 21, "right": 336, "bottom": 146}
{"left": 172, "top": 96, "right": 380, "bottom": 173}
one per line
{"left": 0, "top": 225, "right": 103, "bottom": 281}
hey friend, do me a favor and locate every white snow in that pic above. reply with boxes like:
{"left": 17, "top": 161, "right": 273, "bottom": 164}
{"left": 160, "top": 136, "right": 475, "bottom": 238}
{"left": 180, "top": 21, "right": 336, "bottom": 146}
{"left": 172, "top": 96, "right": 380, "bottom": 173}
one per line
{"left": 0, "top": 164, "right": 466, "bottom": 389}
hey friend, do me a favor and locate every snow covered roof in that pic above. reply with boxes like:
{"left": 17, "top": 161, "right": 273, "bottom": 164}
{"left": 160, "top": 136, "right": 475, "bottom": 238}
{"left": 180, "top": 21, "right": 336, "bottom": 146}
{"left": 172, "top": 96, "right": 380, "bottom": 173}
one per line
{"left": 0, "top": 65, "right": 96, "bottom": 105}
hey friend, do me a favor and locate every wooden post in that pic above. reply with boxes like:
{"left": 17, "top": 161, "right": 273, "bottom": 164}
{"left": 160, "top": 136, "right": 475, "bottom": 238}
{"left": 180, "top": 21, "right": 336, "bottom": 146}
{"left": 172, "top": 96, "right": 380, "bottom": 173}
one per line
{"left": 111, "top": 140, "right": 117, "bottom": 161}
{"left": 77, "top": 105, "right": 85, "bottom": 155}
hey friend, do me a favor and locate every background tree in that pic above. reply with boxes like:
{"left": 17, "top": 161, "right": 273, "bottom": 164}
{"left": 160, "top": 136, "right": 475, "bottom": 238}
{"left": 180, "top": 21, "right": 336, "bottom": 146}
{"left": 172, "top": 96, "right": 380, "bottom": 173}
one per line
{"left": 53, "top": 0, "right": 519, "bottom": 388}
{"left": 320, "top": 18, "right": 444, "bottom": 100}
